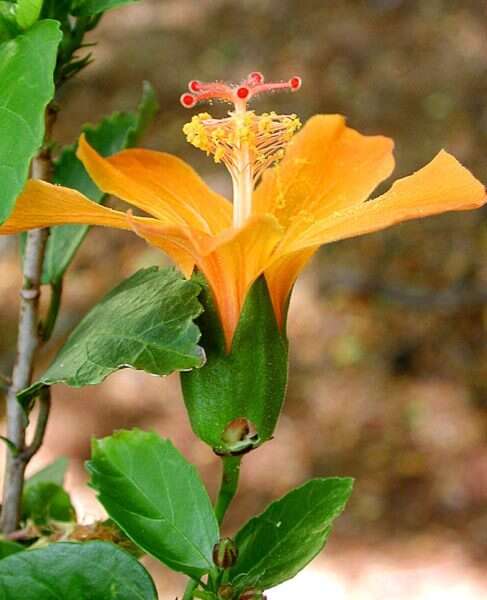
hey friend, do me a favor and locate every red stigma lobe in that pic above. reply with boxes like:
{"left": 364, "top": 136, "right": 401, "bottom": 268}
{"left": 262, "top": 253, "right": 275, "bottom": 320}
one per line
{"left": 180, "top": 72, "right": 302, "bottom": 109}
{"left": 289, "top": 76, "right": 302, "bottom": 91}
{"left": 247, "top": 71, "right": 264, "bottom": 85}
{"left": 236, "top": 86, "right": 250, "bottom": 100}
{"left": 188, "top": 80, "right": 201, "bottom": 92}
{"left": 180, "top": 93, "right": 197, "bottom": 108}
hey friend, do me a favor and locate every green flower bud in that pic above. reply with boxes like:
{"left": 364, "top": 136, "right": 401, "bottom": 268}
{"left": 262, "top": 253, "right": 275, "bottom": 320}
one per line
{"left": 239, "top": 589, "right": 266, "bottom": 600}
{"left": 218, "top": 584, "right": 235, "bottom": 599}
{"left": 212, "top": 537, "right": 238, "bottom": 569}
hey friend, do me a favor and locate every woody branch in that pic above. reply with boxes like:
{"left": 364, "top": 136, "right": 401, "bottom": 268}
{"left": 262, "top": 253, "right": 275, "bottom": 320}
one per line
{"left": 1, "top": 104, "right": 57, "bottom": 534}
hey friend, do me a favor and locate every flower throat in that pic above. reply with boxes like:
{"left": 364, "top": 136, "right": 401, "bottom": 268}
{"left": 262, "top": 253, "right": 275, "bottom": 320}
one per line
{"left": 181, "top": 72, "right": 302, "bottom": 227}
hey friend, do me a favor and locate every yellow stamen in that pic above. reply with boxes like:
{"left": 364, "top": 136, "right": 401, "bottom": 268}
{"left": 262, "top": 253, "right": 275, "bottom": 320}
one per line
{"left": 183, "top": 109, "right": 301, "bottom": 227}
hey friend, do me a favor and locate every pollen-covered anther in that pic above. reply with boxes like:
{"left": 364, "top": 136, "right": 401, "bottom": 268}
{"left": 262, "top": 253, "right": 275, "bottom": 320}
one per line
{"left": 183, "top": 110, "right": 301, "bottom": 182}
{"left": 181, "top": 73, "right": 303, "bottom": 228}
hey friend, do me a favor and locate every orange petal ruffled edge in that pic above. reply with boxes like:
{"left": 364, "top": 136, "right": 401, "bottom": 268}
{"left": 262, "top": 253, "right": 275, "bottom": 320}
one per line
{"left": 265, "top": 150, "right": 486, "bottom": 329}
{"left": 0, "top": 178, "right": 198, "bottom": 276}
{"left": 292, "top": 150, "right": 486, "bottom": 251}
{"left": 256, "top": 113, "right": 396, "bottom": 327}
{"left": 0, "top": 179, "right": 133, "bottom": 234}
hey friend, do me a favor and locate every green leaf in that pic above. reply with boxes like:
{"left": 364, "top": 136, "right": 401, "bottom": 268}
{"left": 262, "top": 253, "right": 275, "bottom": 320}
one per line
{"left": 0, "top": 540, "right": 24, "bottom": 560}
{"left": 25, "top": 457, "right": 68, "bottom": 489}
{"left": 193, "top": 592, "right": 215, "bottom": 600}
{"left": 0, "top": 4, "right": 18, "bottom": 42}
{"left": 229, "top": 478, "right": 354, "bottom": 591}
{"left": 40, "top": 0, "right": 71, "bottom": 21}
{"left": 43, "top": 81, "right": 158, "bottom": 284}
{"left": 0, "top": 19, "right": 11, "bottom": 44}
{"left": 181, "top": 276, "right": 288, "bottom": 453}
{"left": 87, "top": 429, "right": 219, "bottom": 578}
{"left": 72, "top": 0, "right": 139, "bottom": 17}
{"left": 22, "top": 481, "right": 76, "bottom": 525}
{"left": 0, "top": 20, "right": 61, "bottom": 223}
{"left": 0, "top": 541, "right": 158, "bottom": 599}
{"left": 15, "top": 0, "right": 43, "bottom": 29}
{"left": 125, "top": 80, "right": 159, "bottom": 147}
{"left": 18, "top": 267, "right": 204, "bottom": 406}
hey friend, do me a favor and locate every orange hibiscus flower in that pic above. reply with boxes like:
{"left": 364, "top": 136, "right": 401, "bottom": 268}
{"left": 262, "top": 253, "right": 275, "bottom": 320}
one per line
{"left": 1, "top": 72, "right": 485, "bottom": 349}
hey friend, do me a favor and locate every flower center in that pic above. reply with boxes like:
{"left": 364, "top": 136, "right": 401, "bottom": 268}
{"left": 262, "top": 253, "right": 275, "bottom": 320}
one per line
{"left": 181, "top": 72, "right": 302, "bottom": 228}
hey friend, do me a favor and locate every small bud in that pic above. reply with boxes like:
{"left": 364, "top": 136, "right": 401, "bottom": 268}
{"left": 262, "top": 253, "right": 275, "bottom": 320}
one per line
{"left": 212, "top": 537, "right": 238, "bottom": 569}
{"left": 239, "top": 589, "right": 266, "bottom": 600}
{"left": 218, "top": 584, "right": 234, "bottom": 599}
{"left": 219, "top": 418, "right": 260, "bottom": 455}
{"left": 222, "top": 418, "right": 251, "bottom": 445}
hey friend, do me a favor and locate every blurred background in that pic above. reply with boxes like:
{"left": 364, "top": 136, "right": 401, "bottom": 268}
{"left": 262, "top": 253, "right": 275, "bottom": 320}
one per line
{"left": 1, "top": 0, "right": 487, "bottom": 597}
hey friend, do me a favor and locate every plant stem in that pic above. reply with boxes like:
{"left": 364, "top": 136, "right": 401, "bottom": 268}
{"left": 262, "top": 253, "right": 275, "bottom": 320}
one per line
{"left": 0, "top": 373, "right": 11, "bottom": 391}
{"left": 19, "top": 388, "right": 51, "bottom": 464}
{"left": 1, "top": 230, "right": 49, "bottom": 533}
{"left": 215, "top": 455, "right": 242, "bottom": 526}
{"left": 181, "top": 456, "right": 242, "bottom": 599}
{"left": 0, "top": 106, "right": 56, "bottom": 534}
{"left": 182, "top": 579, "right": 198, "bottom": 600}
{"left": 41, "top": 279, "right": 63, "bottom": 342}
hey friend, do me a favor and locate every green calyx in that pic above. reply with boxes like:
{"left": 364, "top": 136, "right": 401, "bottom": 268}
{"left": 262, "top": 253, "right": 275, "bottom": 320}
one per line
{"left": 181, "top": 276, "right": 289, "bottom": 455}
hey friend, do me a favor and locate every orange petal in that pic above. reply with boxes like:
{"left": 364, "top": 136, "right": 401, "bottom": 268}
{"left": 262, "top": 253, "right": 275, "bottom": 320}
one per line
{"left": 254, "top": 114, "right": 394, "bottom": 233}
{"left": 0, "top": 180, "right": 131, "bottom": 234}
{"left": 201, "top": 216, "right": 283, "bottom": 347}
{"left": 0, "top": 179, "right": 197, "bottom": 277}
{"left": 130, "top": 215, "right": 283, "bottom": 349}
{"left": 290, "top": 150, "right": 486, "bottom": 251}
{"left": 77, "top": 135, "right": 232, "bottom": 233}
{"left": 125, "top": 212, "right": 196, "bottom": 278}
{"left": 265, "top": 247, "right": 318, "bottom": 329}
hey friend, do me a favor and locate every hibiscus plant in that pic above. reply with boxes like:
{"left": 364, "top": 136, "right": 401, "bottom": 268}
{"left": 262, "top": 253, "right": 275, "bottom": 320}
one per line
{"left": 0, "top": 2, "right": 485, "bottom": 599}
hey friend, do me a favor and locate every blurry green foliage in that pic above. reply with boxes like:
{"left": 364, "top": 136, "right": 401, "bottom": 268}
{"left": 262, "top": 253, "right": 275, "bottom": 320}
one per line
{"left": 0, "top": 20, "right": 61, "bottom": 222}
{"left": 44, "top": 81, "right": 158, "bottom": 283}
